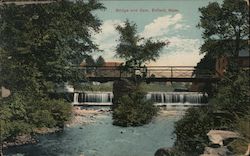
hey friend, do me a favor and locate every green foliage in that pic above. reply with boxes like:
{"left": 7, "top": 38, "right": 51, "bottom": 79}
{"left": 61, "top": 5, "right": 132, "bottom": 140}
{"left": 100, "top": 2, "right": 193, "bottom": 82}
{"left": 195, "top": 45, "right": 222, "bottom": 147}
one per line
{"left": 198, "top": 0, "right": 249, "bottom": 43}
{"left": 112, "top": 20, "right": 165, "bottom": 127}
{"left": 212, "top": 70, "right": 250, "bottom": 122}
{"left": 0, "top": 0, "right": 103, "bottom": 144}
{"left": 0, "top": 0, "right": 105, "bottom": 89}
{"left": 198, "top": 0, "right": 249, "bottom": 71}
{"left": 0, "top": 93, "right": 72, "bottom": 141}
{"left": 173, "top": 1, "right": 250, "bottom": 155}
{"left": 74, "top": 82, "right": 174, "bottom": 92}
{"left": 229, "top": 139, "right": 249, "bottom": 155}
{"left": 75, "top": 82, "right": 113, "bottom": 91}
{"left": 192, "top": 53, "right": 217, "bottom": 95}
{"left": 31, "top": 110, "right": 56, "bottom": 128}
{"left": 174, "top": 108, "right": 216, "bottom": 155}
{"left": 236, "top": 115, "right": 250, "bottom": 142}
{"left": 115, "top": 20, "right": 166, "bottom": 67}
{"left": 140, "top": 82, "right": 174, "bottom": 92}
{"left": 96, "top": 56, "right": 105, "bottom": 66}
{"left": 84, "top": 55, "right": 96, "bottom": 73}
{"left": 194, "top": 54, "right": 216, "bottom": 76}
{"left": 228, "top": 115, "right": 250, "bottom": 154}
{"left": 112, "top": 87, "right": 158, "bottom": 127}
{"left": 85, "top": 55, "right": 96, "bottom": 66}
{"left": 46, "top": 99, "right": 72, "bottom": 127}
{"left": 173, "top": 70, "right": 250, "bottom": 155}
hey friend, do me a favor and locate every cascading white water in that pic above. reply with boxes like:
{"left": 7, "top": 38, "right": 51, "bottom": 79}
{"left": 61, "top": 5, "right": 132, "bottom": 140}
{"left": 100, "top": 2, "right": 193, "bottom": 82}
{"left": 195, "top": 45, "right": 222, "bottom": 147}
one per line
{"left": 72, "top": 91, "right": 207, "bottom": 107}
{"left": 147, "top": 92, "right": 206, "bottom": 104}
{"left": 73, "top": 93, "right": 79, "bottom": 104}
{"left": 73, "top": 91, "right": 113, "bottom": 105}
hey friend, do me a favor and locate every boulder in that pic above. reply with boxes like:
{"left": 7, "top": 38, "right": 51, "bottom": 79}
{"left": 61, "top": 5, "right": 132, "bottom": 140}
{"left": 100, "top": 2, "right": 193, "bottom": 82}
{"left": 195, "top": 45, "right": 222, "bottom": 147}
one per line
{"left": 207, "top": 130, "right": 240, "bottom": 146}
{"left": 1, "top": 86, "right": 11, "bottom": 98}
{"left": 155, "top": 147, "right": 173, "bottom": 156}
{"left": 200, "top": 147, "right": 232, "bottom": 156}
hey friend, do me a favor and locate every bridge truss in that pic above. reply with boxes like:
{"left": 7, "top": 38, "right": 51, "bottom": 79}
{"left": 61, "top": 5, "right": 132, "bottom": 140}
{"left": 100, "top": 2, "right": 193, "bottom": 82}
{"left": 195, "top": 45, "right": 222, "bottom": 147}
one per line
{"left": 77, "top": 66, "right": 220, "bottom": 83}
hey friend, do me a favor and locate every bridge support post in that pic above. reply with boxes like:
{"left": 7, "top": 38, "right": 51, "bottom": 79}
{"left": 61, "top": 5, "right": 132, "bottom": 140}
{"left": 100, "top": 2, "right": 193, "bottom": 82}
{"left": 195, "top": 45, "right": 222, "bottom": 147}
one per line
{"left": 171, "top": 67, "right": 173, "bottom": 78}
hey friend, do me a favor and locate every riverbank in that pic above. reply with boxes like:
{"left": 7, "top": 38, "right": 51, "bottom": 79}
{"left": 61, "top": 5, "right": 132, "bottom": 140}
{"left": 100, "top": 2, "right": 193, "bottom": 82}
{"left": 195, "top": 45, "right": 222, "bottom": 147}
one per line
{"left": 2, "top": 107, "right": 111, "bottom": 149}
{"left": 3, "top": 127, "right": 61, "bottom": 148}
{"left": 5, "top": 108, "right": 180, "bottom": 156}
{"left": 3, "top": 106, "right": 183, "bottom": 151}
{"left": 3, "top": 134, "right": 37, "bottom": 148}
{"left": 66, "top": 106, "right": 111, "bottom": 127}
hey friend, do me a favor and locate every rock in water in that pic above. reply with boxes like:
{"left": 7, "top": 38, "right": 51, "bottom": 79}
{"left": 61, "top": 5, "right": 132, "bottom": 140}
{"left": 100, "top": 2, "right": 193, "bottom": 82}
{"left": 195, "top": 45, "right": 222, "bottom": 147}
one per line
{"left": 200, "top": 147, "right": 232, "bottom": 156}
{"left": 207, "top": 130, "right": 240, "bottom": 146}
{"left": 154, "top": 147, "right": 173, "bottom": 156}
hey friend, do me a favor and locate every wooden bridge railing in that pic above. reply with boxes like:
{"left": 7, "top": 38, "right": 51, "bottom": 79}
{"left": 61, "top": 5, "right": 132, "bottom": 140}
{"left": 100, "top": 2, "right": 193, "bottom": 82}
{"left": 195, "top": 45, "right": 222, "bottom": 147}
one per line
{"left": 76, "top": 66, "right": 216, "bottom": 79}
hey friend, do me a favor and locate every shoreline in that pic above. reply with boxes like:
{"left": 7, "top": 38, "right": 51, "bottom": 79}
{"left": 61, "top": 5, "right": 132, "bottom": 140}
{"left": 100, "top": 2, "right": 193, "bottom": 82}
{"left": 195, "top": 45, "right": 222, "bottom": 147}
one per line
{"left": 65, "top": 106, "right": 112, "bottom": 127}
{"left": 2, "top": 107, "right": 111, "bottom": 149}
{"left": 3, "top": 107, "right": 182, "bottom": 149}
{"left": 3, "top": 127, "right": 62, "bottom": 149}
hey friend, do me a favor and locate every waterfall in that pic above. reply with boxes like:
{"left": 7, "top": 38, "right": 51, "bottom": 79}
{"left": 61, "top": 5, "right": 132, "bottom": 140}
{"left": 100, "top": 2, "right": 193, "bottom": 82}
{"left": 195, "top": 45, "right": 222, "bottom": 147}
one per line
{"left": 72, "top": 91, "right": 207, "bottom": 107}
{"left": 147, "top": 92, "right": 207, "bottom": 105}
{"left": 74, "top": 92, "right": 113, "bottom": 105}
{"left": 73, "top": 93, "right": 79, "bottom": 104}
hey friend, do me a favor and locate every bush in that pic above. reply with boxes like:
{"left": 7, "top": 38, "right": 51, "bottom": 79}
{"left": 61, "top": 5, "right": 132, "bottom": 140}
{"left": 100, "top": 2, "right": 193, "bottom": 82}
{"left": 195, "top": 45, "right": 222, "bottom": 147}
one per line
{"left": 31, "top": 110, "right": 56, "bottom": 128}
{"left": 112, "top": 88, "right": 158, "bottom": 127}
{"left": 174, "top": 107, "right": 216, "bottom": 155}
{"left": 0, "top": 93, "right": 72, "bottom": 142}
{"left": 173, "top": 70, "right": 250, "bottom": 155}
{"left": 228, "top": 115, "right": 250, "bottom": 154}
{"left": 213, "top": 70, "right": 250, "bottom": 119}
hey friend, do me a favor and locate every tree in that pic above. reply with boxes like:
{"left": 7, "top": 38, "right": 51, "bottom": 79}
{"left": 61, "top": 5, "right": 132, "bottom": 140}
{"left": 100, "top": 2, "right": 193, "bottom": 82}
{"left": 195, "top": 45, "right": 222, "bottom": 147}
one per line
{"left": 112, "top": 20, "right": 166, "bottom": 127}
{"left": 115, "top": 20, "right": 167, "bottom": 67}
{"left": 96, "top": 56, "right": 105, "bottom": 66}
{"left": 192, "top": 53, "right": 217, "bottom": 96}
{"left": 112, "top": 88, "right": 158, "bottom": 126}
{"left": 174, "top": 69, "right": 250, "bottom": 155}
{"left": 0, "top": 0, "right": 105, "bottom": 91}
{"left": 84, "top": 55, "right": 96, "bottom": 74}
{"left": 0, "top": 0, "right": 105, "bottom": 150}
{"left": 85, "top": 55, "right": 96, "bottom": 66}
{"left": 174, "top": 107, "right": 216, "bottom": 155}
{"left": 172, "top": 1, "right": 250, "bottom": 155}
{"left": 198, "top": 0, "right": 249, "bottom": 71}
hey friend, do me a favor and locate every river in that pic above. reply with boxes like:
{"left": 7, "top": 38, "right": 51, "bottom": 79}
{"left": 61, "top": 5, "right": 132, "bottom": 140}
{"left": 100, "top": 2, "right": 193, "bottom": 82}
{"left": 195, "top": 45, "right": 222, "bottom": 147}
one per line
{"left": 5, "top": 111, "right": 180, "bottom": 156}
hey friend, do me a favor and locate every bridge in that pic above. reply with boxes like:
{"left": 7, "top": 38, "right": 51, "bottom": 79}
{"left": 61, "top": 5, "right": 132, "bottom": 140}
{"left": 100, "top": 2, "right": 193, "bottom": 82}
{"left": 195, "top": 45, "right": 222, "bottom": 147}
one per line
{"left": 78, "top": 66, "right": 220, "bottom": 83}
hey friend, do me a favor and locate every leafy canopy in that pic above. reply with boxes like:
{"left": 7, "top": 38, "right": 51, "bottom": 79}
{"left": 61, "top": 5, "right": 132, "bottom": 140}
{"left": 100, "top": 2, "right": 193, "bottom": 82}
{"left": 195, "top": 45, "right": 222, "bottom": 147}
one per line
{"left": 198, "top": 0, "right": 249, "bottom": 58}
{"left": 115, "top": 20, "right": 167, "bottom": 67}
{"left": 0, "top": 0, "right": 105, "bottom": 92}
{"left": 96, "top": 56, "right": 105, "bottom": 66}
{"left": 112, "top": 86, "right": 158, "bottom": 127}
{"left": 0, "top": 0, "right": 104, "bottom": 144}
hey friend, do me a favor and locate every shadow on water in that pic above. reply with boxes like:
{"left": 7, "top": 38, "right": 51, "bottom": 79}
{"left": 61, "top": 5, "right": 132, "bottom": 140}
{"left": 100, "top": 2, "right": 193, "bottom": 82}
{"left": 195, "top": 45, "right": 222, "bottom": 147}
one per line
{"left": 5, "top": 114, "right": 180, "bottom": 156}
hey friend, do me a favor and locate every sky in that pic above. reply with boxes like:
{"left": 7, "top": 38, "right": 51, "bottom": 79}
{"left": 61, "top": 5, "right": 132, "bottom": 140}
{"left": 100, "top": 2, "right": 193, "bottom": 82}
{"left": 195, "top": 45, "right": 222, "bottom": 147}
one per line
{"left": 91, "top": 0, "right": 223, "bottom": 66}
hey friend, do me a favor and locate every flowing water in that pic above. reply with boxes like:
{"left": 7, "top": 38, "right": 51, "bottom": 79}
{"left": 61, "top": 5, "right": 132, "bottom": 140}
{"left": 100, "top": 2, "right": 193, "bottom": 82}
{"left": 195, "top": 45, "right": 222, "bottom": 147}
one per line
{"left": 5, "top": 91, "right": 206, "bottom": 156}
{"left": 73, "top": 91, "right": 207, "bottom": 106}
{"left": 5, "top": 113, "right": 180, "bottom": 156}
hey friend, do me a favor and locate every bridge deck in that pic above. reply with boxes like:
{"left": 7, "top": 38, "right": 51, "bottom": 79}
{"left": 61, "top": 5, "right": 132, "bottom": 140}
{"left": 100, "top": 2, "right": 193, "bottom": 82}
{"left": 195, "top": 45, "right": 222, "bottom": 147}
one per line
{"left": 76, "top": 65, "right": 220, "bottom": 83}
{"left": 85, "top": 77, "right": 220, "bottom": 83}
